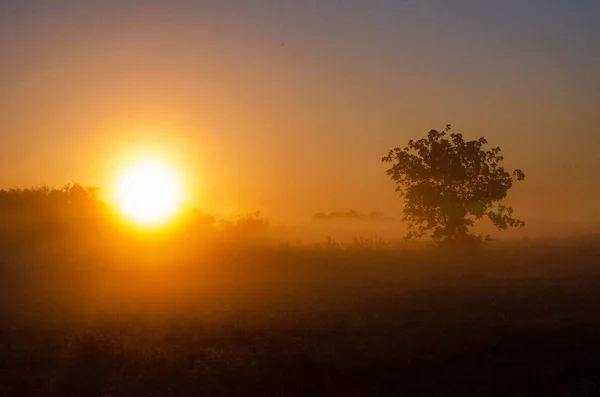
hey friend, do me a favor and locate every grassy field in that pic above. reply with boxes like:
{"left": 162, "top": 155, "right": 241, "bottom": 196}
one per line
{"left": 1, "top": 238, "right": 600, "bottom": 397}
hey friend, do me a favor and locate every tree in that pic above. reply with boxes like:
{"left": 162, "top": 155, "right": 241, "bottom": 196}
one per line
{"left": 382, "top": 125, "right": 525, "bottom": 245}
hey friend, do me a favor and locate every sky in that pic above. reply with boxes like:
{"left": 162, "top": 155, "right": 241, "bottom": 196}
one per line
{"left": 0, "top": 0, "right": 599, "bottom": 234}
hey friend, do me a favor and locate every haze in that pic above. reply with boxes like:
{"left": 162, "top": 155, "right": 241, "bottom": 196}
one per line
{"left": 1, "top": 0, "right": 599, "bottom": 237}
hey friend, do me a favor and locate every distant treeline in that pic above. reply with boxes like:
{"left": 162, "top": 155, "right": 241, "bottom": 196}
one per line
{"left": 0, "top": 185, "right": 277, "bottom": 251}
{"left": 0, "top": 185, "right": 108, "bottom": 238}
{"left": 312, "top": 210, "right": 393, "bottom": 222}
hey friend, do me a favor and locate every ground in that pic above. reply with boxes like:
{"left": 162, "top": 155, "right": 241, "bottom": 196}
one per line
{"left": 1, "top": 240, "right": 599, "bottom": 396}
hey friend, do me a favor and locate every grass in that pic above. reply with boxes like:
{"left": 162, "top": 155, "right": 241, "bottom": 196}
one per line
{"left": 1, "top": 236, "right": 600, "bottom": 396}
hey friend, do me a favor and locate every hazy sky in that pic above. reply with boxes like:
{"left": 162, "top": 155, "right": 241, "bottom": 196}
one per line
{"left": 1, "top": 0, "right": 599, "bottom": 232}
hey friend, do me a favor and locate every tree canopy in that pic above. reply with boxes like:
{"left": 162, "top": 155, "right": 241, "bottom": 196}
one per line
{"left": 382, "top": 125, "right": 525, "bottom": 245}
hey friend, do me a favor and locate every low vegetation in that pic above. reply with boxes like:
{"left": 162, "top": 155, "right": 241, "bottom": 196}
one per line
{"left": 1, "top": 186, "right": 599, "bottom": 396}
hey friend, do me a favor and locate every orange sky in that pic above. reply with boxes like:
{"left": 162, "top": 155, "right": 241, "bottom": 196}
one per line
{"left": 1, "top": 1, "right": 599, "bottom": 235}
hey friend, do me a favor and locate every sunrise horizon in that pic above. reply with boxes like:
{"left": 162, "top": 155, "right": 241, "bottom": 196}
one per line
{"left": 2, "top": 3, "right": 600, "bottom": 395}
{"left": 1, "top": 1, "right": 598, "bottom": 239}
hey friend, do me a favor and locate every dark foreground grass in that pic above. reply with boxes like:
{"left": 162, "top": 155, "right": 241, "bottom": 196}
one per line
{"left": 1, "top": 240, "right": 600, "bottom": 397}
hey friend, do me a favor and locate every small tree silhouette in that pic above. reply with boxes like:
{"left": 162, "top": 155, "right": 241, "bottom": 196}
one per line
{"left": 382, "top": 125, "right": 525, "bottom": 245}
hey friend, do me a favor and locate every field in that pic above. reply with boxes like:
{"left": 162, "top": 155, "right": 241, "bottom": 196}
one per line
{"left": 1, "top": 236, "right": 600, "bottom": 397}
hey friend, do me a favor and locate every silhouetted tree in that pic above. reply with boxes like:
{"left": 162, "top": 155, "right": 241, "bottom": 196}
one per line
{"left": 382, "top": 125, "right": 525, "bottom": 245}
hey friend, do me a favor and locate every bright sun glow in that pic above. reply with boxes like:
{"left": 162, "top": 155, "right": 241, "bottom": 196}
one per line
{"left": 115, "top": 160, "right": 184, "bottom": 226}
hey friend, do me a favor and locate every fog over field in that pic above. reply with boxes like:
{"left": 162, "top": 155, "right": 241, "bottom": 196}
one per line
{"left": 1, "top": 1, "right": 600, "bottom": 396}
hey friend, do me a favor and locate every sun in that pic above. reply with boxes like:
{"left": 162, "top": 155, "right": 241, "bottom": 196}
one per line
{"left": 114, "top": 160, "right": 184, "bottom": 226}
